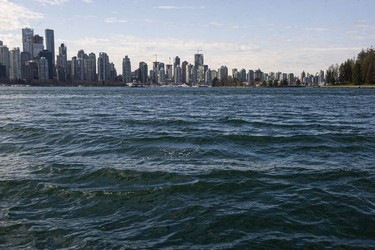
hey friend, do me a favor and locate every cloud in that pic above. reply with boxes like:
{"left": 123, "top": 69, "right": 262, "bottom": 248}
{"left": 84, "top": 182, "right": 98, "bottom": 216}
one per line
{"left": 155, "top": 5, "right": 205, "bottom": 10}
{"left": 104, "top": 17, "right": 128, "bottom": 24}
{"left": 34, "top": 0, "right": 92, "bottom": 5}
{"left": 34, "top": 0, "right": 70, "bottom": 5}
{"left": 0, "top": 0, "right": 43, "bottom": 31}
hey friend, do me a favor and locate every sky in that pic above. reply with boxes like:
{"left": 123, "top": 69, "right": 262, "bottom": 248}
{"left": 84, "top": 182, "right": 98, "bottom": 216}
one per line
{"left": 1, "top": 0, "right": 374, "bottom": 75}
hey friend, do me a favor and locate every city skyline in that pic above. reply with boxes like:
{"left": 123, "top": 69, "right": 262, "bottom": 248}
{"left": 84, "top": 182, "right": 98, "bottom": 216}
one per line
{"left": 0, "top": 0, "right": 375, "bottom": 75}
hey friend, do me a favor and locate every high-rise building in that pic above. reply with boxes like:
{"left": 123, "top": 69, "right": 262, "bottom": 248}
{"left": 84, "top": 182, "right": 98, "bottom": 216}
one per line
{"left": 173, "top": 56, "right": 180, "bottom": 79}
{"left": 45, "top": 29, "right": 55, "bottom": 66}
{"left": 122, "top": 56, "right": 132, "bottom": 83}
{"left": 205, "top": 68, "right": 211, "bottom": 84}
{"left": 33, "top": 35, "right": 44, "bottom": 59}
{"left": 181, "top": 61, "right": 188, "bottom": 84}
{"left": 0, "top": 41, "right": 3, "bottom": 46}
{"left": 138, "top": 61, "right": 148, "bottom": 83}
{"left": 9, "top": 48, "right": 21, "bottom": 80}
{"left": 240, "top": 69, "right": 247, "bottom": 82}
{"left": 22, "top": 28, "right": 34, "bottom": 58}
{"left": 0, "top": 44, "right": 10, "bottom": 79}
{"left": 174, "top": 65, "right": 182, "bottom": 84}
{"left": 57, "top": 43, "right": 67, "bottom": 82}
{"left": 86, "top": 53, "right": 96, "bottom": 81}
{"left": 166, "top": 64, "right": 173, "bottom": 80}
{"left": 211, "top": 70, "right": 218, "bottom": 80}
{"left": 38, "top": 50, "right": 53, "bottom": 79}
{"left": 98, "top": 52, "right": 110, "bottom": 82}
{"left": 24, "top": 60, "right": 38, "bottom": 82}
{"left": 194, "top": 53, "right": 204, "bottom": 68}
{"left": 248, "top": 70, "right": 254, "bottom": 83}
{"left": 38, "top": 57, "right": 49, "bottom": 80}
{"left": 218, "top": 66, "right": 228, "bottom": 80}
{"left": 185, "top": 63, "right": 192, "bottom": 84}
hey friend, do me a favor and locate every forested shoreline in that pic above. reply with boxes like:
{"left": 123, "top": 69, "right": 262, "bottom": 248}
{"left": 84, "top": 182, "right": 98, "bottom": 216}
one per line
{"left": 326, "top": 47, "right": 375, "bottom": 85}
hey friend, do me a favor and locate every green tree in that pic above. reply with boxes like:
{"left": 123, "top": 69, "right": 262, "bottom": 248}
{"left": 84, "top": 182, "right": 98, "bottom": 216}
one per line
{"left": 352, "top": 62, "right": 361, "bottom": 85}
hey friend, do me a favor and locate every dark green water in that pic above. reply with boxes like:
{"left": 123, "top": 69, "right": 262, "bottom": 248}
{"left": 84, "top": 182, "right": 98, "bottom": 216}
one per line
{"left": 0, "top": 87, "right": 374, "bottom": 249}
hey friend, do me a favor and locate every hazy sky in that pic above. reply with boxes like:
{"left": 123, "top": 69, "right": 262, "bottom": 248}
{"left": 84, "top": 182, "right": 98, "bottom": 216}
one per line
{"left": 1, "top": 0, "right": 374, "bottom": 75}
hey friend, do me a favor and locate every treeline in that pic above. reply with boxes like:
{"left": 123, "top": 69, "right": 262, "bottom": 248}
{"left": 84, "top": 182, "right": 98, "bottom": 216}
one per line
{"left": 326, "top": 47, "right": 375, "bottom": 85}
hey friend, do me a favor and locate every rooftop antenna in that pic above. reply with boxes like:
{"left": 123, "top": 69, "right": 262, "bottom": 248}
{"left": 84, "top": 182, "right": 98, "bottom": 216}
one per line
{"left": 169, "top": 57, "right": 171, "bottom": 64}
{"left": 154, "top": 54, "right": 157, "bottom": 62}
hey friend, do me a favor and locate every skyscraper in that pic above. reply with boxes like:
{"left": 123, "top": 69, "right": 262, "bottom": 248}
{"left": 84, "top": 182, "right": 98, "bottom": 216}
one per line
{"left": 173, "top": 56, "right": 180, "bottom": 79}
{"left": 174, "top": 65, "right": 182, "bottom": 84}
{"left": 22, "top": 28, "right": 34, "bottom": 58}
{"left": 194, "top": 53, "right": 204, "bottom": 68}
{"left": 181, "top": 61, "right": 188, "bottom": 84}
{"left": 0, "top": 44, "right": 10, "bottom": 79}
{"left": 39, "top": 50, "right": 53, "bottom": 79}
{"left": 9, "top": 48, "right": 21, "bottom": 80}
{"left": 45, "top": 29, "right": 55, "bottom": 66}
{"left": 86, "top": 53, "right": 96, "bottom": 81}
{"left": 38, "top": 57, "right": 49, "bottom": 80}
{"left": 57, "top": 43, "right": 67, "bottom": 82}
{"left": 98, "top": 52, "right": 110, "bottom": 82}
{"left": 33, "top": 35, "right": 44, "bottom": 59}
{"left": 138, "top": 62, "right": 148, "bottom": 83}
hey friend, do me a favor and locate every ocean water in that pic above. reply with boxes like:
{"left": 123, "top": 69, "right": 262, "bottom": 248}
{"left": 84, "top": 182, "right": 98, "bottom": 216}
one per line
{"left": 0, "top": 86, "right": 374, "bottom": 249}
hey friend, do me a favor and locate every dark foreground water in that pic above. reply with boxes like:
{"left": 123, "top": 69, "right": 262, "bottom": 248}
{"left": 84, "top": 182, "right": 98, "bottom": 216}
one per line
{"left": 0, "top": 87, "right": 374, "bottom": 249}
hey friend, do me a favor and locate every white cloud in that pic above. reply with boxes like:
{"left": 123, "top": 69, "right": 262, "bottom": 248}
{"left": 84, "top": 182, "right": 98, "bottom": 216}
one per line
{"left": 155, "top": 5, "right": 205, "bottom": 10}
{"left": 34, "top": 0, "right": 70, "bottom": 5}
{"left": 0, "top": 0, "right": 43, "bottom": 31}
{"left": 34, "top": 0, "right": 92, "bottom": 5}
{"left": 104, "top": 17, "right": 128, "bottom": 24}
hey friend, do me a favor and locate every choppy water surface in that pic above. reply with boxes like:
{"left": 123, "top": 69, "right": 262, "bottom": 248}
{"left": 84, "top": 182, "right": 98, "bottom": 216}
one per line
{"left": 0, "top": 87, "right": 374, "bottom": 248}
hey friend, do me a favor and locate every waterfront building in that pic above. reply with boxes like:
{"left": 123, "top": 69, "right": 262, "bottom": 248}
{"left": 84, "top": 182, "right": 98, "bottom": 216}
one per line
{"left": 254, "top": 69, "right": 263, "bottom": 82}
{"left": 109, "top": 62, "right": 116, "bottom": 81}
{"left": 194, "top": 53, "right": 204, "bottom": 68}
{"left": 86, "top": 52, "right": 96, "bottom": 81}
{"left": 166, "top": 64, "right": 173, "bottom": 80}
{"left": 98, "top": 52, "right": 110, "bottom": 82}
{"left": 38, "top": 57, "right": 49, "bottom": 80}
{"left": 174, "top": 65, "right": 182, "bottom": 84}
{"left": 181, "top": 61, "right": 188, "bottom": 84}
{"left": 122, "top": 55, "right": 131, "bottom": 83}
{"left": 185, "top": 63, "right": 192, "bottom": 84}
{"left": 71, "top": 56, "right": 77, "bottom": 81}
{"left": 197, "top": 65, "right": 205, "bottom": 83}
{"left": 288, "top": 73, "right": 295, "bottom": 85}
{"left": 24, "top": 60, "right": 38, "bottom": 82}
{"left": 218, "top": 66, "right": 228, "bottom": 80}
{"left": 45, "top": 29, "right": 55, "bottom": 66}
{"left": 38, "top": 50, "right": 53, "bottom": 79}
{"left": 57, "top": 43, "right": 67, "bottom": 82}
{"left": 22, "top": 28, "right": 34, "bottom": 58}
{"left": 66, "top": 60, "right": 72, "bottom": 82}
{"left": 9, "top": 47, "right": 21, "bottom": 80}
{"left": 248, "top": 69, "right": 254, "bottom": 83}
{"left": 211, "top": 70, "right": 218, "bottom": 80}
{"left": 205, "top": 68, "right": 211, "bottom": 84}
{"left": 138, "top": 61, "right": 148, "bottom": 83}
{"left": 21, "top": 52, "right": 31, "bottom": 80}
{"left": 240, "top": 69, "right": 247, "bottom": 82}
{"left": 191, "top": 65, "right": 198, "bottom": 84}
{"left": 33, "top": 35, "right": 44, "bottom": 59}
{"left": 173, "top": 56, "right": 180, "bottom": 79}
{"left": 0, "top": 44, "right": 10, "bottom": 79}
